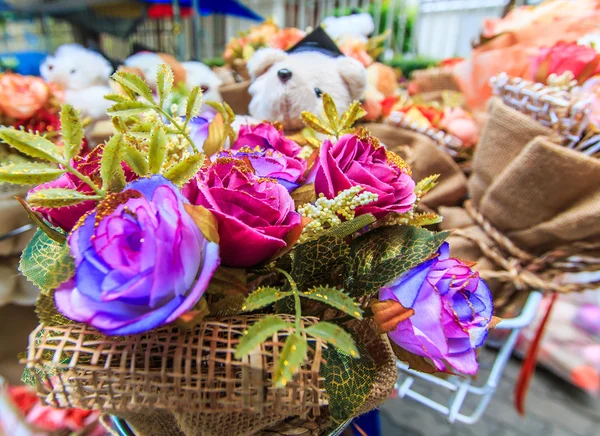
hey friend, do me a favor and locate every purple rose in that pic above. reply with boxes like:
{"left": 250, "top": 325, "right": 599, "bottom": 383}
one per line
{"left": 186, "top": 106, "right": 218, "bottom": 148}
{"left": 29, "top": 146, "right": 137, "bottom": 232}
{"left": 184, "top": 159, "right": 301, "bottom": 268}
{"left": 217, "top": 147, "right": 305, "bottom": 191}
{"left": 380, "top": 243, "right": 493, "bottom": 374}
{"left": 232, "top": 122, "right": 303, "bottom": 159}
{"left": 314, "top": 134, "right": 416, "bottom": 218}
{"left": 55, "top": 175, "right": 220, "bottom": 335}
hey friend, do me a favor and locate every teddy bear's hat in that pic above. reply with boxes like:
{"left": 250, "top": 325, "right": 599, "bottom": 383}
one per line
{"left": 286, "top": 26, "right": 344, "bottom": 58}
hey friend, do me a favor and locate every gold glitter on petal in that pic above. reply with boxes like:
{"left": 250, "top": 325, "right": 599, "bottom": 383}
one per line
{"left": 386, "top": 150, "right": 412, "bottom": 177}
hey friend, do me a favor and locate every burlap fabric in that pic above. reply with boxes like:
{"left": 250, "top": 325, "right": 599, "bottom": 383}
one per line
{"left": 365, "top": 123, "right": 467, "bottom": 209}
{"left": 27, "top": 315, "right": 397, "bottom": 435}
{"left": 411, "top": 67, "right": 460, "bottom": 93}
{"left": 440, "top": 99, "right": 600, "bottom": 310}
{"left": 220, "top": 80, "right": 252, "bottom": 115}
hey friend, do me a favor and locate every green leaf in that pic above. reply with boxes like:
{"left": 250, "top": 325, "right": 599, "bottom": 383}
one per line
{"left": 322, "top": 93, "right": 338, "bottom": 128}
{"left": 112, "top": 71, "right": 154, "bottom": 102}
{"left": 0, "top": 127, "right": 63, "bottom": 163}
{"left": 301, "top": 112, "right": 335, "bottom": 136}
{"left": 415, "top": 174, "right": 440, "bottom": 197}
{"left": 19, "top": 229, "right": 74, "bottom": 292}
{"left": 101, "top": 133, "right": 126, "bottom": 192}
{"left": 15, "top": 197, "right": 66, "bottom": 243}
{"left": 301, "top": 286, "right": 362, "bottom": 319}
{"left": 163, "top": 152, "right": 204, "bottom": 186}
{"left": 241, "top": 286, "right": 292, "bottom": 312}
{"left": 306, "top": 322, "right": 359, "bottom": 357}
{"left": 290, "top": 236, "right": 350, "bottom": 290}
{"left": 339, "top": 101, "right": 366, "bottom": 130}
{"left": 104, "top": 93, "right": 130, "bottom": 103}
{"left": 157, "top": 64, "right": 174, "bottom": 104}
{"left": 234, "top": 315, "right": 292, "bottom": 359}
{"left": 26, "top": 188, "right": 100, "bottom": 208}
{"left": 407, "top": 212, "right": 443, "bottom": 227}
{"left": 107, "top": 101, "right": 153, "bottom": 117}
{"left": 148, "top": 127, "right": 167, "bottom": 174}
{"left": 321, "top": 337, "right": 376, "bottom": 422}
{"left": 321, "top": 213, "right": 377, "bottom": 238}
{"left": 274, "top": 333, "right": 308, "bottom": 387}
{"left": 185, "top": 86, "right": 203, "bottom": 121}
{"left": 0, "top": 163, "right": 64, "bottom": 185}
{"left": 60, "top": 104, "right": 84, "bottom": 160}
{"left": 346, "top": 225, "right": 449, "bottom": 298}
{"left": 123, "top": 143, "right": 149, "bottom": 176}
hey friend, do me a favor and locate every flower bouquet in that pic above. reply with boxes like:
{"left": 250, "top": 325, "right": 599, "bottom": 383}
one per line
{"left": 1, "top": 67, "right": 494, "bottom": 435}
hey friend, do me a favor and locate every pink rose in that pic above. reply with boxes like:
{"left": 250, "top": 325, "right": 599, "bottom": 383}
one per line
{"left": 532, "top": 41, "right": 600, "bottom": 84}
{"left": 439, "top": 107, "right": 480, "bottom": 147}
{"left": 29, "top": 145, "right": 137, "bottom": 232}
{"left": 185, "top": 159, "right": 301, "bottom": 267}
{"left": 0, "top": 74, "right": 49, "bottom": 120}
{"left": 233, "top": 122, "right": 303, "bottom": 159}
{"left": 314, "top": 133, "right": 416, "bottom": 218}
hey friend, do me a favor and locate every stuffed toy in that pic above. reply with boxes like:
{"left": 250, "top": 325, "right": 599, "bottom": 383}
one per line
{"left": 321, "top": 13, "right": 375, "bottom": 41}
{"left": 124, "top": 52, "right": 223, "bottom": 102}
{"left": 40, "top": 44, "right": 113, "bottom": 121}
{"left": 247, "top": 27, "right": 367, "bottom": 131}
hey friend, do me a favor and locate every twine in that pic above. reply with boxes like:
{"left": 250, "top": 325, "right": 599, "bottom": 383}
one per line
{"left": 453, "top": 200, "right": 600, "bottom": 294}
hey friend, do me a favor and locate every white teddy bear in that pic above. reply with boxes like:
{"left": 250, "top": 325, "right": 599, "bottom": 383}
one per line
{"left": 40, "top": 44, "right": 113, "bottom": 121}
{"left": 247, "top": 27, "right": 367, "bottom": 131}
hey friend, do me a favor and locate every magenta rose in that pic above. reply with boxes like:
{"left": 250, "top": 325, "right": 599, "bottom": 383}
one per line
{"left": 55, "top": 176, "right": 220, "bottom": 335}
{"left": 232, "top": 122, "right": 303, "bottom": 159}
{"left": 380, "top": 243, "right": 493, "bottom": 374}
{"left": 314, "top": 134, "right": 416, "bottom": 218}
{"left": 28, "top": 146, "right": 137, "bottom": 232}
{"left": 184, "top": 158, "right": 301, "bottom": 267}
{"left": 217, "top": 147, "right": 305, "bottom": 191}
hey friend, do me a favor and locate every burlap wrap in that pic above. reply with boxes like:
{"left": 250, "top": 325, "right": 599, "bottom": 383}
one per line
{"left": 27, "top": 315, "right": 397, "bottom": 435}
{"left": 365, "top": 123, "right": 467, "bottom": 209}
{"left": 411, "top": 67, "right": 460, "bottom": 93}
{"left": 440, "top": 99, "right": 600, "bottom": 310}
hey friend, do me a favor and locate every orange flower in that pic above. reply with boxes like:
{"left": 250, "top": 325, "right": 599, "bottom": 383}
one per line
{"left": 339, "top": 37, "right": 373, "bottom": 67}
{"left": 269, "top": 28, "right": 306, "bottom": 50}
{"left": 0, "top": 74, "right": 49, "bottom": 120}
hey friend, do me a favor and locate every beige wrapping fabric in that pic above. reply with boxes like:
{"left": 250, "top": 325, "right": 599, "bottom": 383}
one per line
{"left": 365, "top": 123, "right": 467, "bottom": 209}
{"left": 440, "top": 99, "right": 600, "bottom": 307}
{"left": 412, "top": 67, "right": 460, "bottom": 93}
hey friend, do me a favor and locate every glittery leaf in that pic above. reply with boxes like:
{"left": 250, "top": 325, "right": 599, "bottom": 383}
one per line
{"left": 203, "top": 112, "right": 226, "bottom": 156}
{"left": 346, "top": 225, "right": 449, "bottom": 298}
{"left": 101, "top": 133, "right": 126, "bottom": 192}
{"left": 407, "top": 212, "right": 443, "bottom": 227}
{"left": 321, "top": 335, "right": 375, "bottom": 422}
{"left": 123, "top": 143, "right": 149, "bottom": 176}
{"left": 104, "top": 94, "right": 130, "bottom": 103}
{"left": 15, "top": 197, "right": 66, "bottom": 243}
{"left": 35, "top": 291, "right": 74, "bottom": 325}
{"left": 234, "top": 316, "right": 292, "bottom": 359}
{"left": 26, "top": 188, "right": 100, "bottom": 208}
{"left": 112, "top": 71, "right": 154, "bottom": 103}
{"left": 164, "top": 152, "right": 205, "bottom": 186}
{"left": 339, "top": 101, "right": 367, "bottom": 130}
{"left": 0, "top": 162, "right": 64, "bottom": 185}
{"left": 291, "top": 236, "right": 350, "bottom": 290}
{"left": 157, "top": 64, "right": 174, "bottom": 104}
{"left": 274, "top": 332, "right": 307, "bottom": 387}
{"left": 415, "top": 174, "right": 440, "bottom": 197}
{"left": 19, "top": 229, "right": 74, "bottom": 293}
{"left": 306, "top": 322, "right": 359, "bottom": 357}
{"left": 322, "top": 93, "right": 338, "bottom": 128}
{"left": 301, "top": 112, "right": 335, "bottom": 136}
{"left": 0, "top": 127, "right": 63, "bottom": 163}
{"left": 185, "top": 86, "right": 203, "bottom": 121}
{"left": 60, "top": 104, "right": 84, "bottom": 160}
{"left": 321, "top": 213, "right": 376, "bottom": 238}
{"left": 148, "top": 127, "right": 167, "bottom": 174}
{"left": 301, "top": 286, "right": 362, "bottom": 319}
{"left": 241, "top": 286, "right": 292, "bottom": 312}
{"left": 107, "top": 101, "right": 153, "bottom": 117}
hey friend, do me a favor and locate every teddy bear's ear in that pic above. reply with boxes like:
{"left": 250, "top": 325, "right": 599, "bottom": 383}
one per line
{"left": 336, "top": 57, "right": 368, "bottom": 100}
{"left": 248, "top": 48, "right": 287, "bottom": 80}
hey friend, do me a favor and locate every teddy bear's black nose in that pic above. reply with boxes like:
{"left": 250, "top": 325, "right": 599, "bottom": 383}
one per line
{"left": 277, "top": 69, "right": 292, "bottom": 83}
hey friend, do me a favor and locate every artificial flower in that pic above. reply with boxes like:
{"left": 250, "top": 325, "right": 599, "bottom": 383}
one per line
{"left": 314, "top": 133, "right": 416, "bottom": 218}
{"left": 185, "top": 159, "right": 301, "bottom": 267}
{"left": 531, "top": 41, "right": 600, "bottom": 84}
{"left": 439, "top": 107, "right": 480, "bottom": 147}
{"left": 339, "top": 36, "right": 373, "bottom": 67}
{"left": 54, "top": 175, "right": 220, "bottom": 335}
{"left": 29, "top": 145, "right": 136, "bottom": 232}
{"left": 580, "top": 76, "right": 600, "bottom": 130}
{"left": 269, "top": 28, "right": 306, "bottom": 50}
{"left": 439, "top": 57, "right": 464, "bottom": 68}
{"left": 380, "top": 242, "right": 493, "bottom": 374}
{"left": 232, "top": 122, "right": 304, "bottom": 159}
{"left": 0, "top": 74, "right": 49, "bottom": 120}
{"left": 218, "top": 146, "right": 305, "bottom": 191}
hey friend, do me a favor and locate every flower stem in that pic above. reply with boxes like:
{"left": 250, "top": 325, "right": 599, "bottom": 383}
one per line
{"left": 64, "top": 164, "right": 104, "bottom": 197}
{"left": 155, "top": 107, "right": 199, "bottom": 154}
{"left": 275, "top": 268, "right": 303, "bottom": 332}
